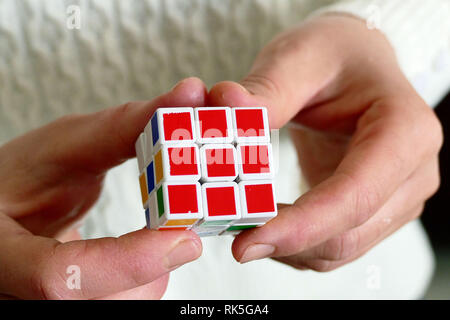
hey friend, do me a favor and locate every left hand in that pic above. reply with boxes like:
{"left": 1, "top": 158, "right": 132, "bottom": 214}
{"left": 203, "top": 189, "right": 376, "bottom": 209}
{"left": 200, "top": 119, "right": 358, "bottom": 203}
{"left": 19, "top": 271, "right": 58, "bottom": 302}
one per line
{"left": 207, "top": 15, "right": 443, "bottom": 271}
{"left": 0, "top": 77, "right": 206, "bottom": 299}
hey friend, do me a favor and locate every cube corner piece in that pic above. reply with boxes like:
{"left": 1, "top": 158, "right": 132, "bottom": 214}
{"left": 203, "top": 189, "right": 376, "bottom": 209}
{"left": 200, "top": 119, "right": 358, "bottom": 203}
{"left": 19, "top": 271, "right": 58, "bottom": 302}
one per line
{"left": 156, "top": 182, "right": 203, "bottom": 228}
{"left": 232, "top": 107, "right": 270, "bottom": 143}
{"left": 238, "top": 180, "right": 277, "bottom": 224}
{"left": 150, "top": 107, "right": 196, "bottom": 150}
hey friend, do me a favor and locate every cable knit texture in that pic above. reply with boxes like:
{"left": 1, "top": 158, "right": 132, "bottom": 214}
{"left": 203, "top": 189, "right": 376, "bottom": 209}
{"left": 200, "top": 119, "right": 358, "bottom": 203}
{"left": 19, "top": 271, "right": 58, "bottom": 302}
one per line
{"left": 0, "top": 0, "right": 449, "bottom": 299}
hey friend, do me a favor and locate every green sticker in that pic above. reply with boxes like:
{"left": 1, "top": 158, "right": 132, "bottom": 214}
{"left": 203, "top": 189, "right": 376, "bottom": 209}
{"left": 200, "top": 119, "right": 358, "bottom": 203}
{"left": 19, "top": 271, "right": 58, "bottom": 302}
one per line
{"left": 202, "top": 220, "right": 232, "bottom": 226}
{"left": 227, "top": 225, "right": 258, "bottom": 231}
{"left": 157, "top": 187, "right": 164, "bottom": 218}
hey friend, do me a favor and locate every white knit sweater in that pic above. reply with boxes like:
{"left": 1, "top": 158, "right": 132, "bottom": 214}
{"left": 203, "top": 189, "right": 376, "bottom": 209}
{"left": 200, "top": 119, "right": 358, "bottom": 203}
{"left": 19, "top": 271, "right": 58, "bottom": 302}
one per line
{"left": 0, "top": 0, "right": 449, "bottom": 299}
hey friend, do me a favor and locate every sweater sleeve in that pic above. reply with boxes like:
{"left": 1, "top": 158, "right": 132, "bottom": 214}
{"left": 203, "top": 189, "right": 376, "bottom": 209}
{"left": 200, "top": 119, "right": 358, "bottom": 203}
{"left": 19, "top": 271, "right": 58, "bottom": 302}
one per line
{"left": 309, "top": 0, "right": 450, "bottom": 105}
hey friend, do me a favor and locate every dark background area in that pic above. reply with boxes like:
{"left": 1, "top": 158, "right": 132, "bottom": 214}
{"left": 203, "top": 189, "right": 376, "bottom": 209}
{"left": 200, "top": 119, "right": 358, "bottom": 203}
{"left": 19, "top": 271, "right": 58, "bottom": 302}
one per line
{"left": 422, "top": 91, "right": 450, "bottom": 249}
{"left": 421, "top": 91, "right": 450, "bottom": 299}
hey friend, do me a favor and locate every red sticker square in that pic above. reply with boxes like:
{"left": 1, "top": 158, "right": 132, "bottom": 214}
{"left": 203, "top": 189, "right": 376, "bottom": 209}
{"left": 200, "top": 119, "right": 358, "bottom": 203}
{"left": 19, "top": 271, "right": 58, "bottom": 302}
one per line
{"left": 245, "top": 184, "right": 275, "bottom": 214}
{"left": 163, "top": 112, "right": 193, "bottom": 141}
{"left": 168, "top": 184, "right": 198, "bottom": 214}
{"left": 198, "top": 109, "right": 228, "bottom": 138}
{"left": 206, "top": 148, "right": 236, "bottom": 177}
{"left": 206, "top": 187, "right": 237, "bottom": 216}
{"left": 168, "top": 147, "right": 198, "bottom": 176}
{"left": 240, "top": 145, "right": 270, "bottom": 174}
{"left": 235, "top": 109, "right": 265, "bottom": 137}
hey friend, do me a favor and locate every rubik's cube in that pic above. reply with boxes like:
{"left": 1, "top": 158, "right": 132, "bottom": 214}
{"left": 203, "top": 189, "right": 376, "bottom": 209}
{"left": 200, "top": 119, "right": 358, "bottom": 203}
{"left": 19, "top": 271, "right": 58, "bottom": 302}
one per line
{"left": 135, "top": 106, "right": 277, "bottom": 237}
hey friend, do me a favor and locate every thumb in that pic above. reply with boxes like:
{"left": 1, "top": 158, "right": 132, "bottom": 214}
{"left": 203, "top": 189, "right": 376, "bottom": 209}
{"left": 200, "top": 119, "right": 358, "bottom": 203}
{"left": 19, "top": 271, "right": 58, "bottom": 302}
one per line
{"left": 25, "top": 77, "right": 207, "bottom": 172}
{"left": 207, "top": 20, "right": 343, "bottom": 128}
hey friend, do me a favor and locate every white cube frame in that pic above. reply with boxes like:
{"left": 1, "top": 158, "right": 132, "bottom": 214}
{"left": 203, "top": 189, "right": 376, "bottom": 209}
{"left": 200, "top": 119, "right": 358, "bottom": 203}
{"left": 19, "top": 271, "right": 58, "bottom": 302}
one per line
{"left": 135, "top": 133, "right": 148, "bottom": 173}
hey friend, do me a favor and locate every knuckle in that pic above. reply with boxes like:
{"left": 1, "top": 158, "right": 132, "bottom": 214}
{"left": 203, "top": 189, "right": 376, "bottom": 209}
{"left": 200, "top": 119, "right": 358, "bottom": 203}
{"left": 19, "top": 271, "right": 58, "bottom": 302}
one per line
{"left": 417, "top": 109, "right": 444, "bottom": 155}
{"left": 338, "top": 173, "right": 379, "bottom": 227}
{"left": 30, "top": 243, "right": 81, "bottom": 300}
{"left": 30, "top": 246, "right": 66, "bottom": 299}
{"left": 241, "top": 73, "right": 283, "bottom": 100}
{"left": 321, "top": 232, "right": 360, "bottom": 261}
{"left": 106, "top": 101, "right": 136, "bottom": 149}
{"left": 427, "top": 172, "right": 441, "bottom": 199}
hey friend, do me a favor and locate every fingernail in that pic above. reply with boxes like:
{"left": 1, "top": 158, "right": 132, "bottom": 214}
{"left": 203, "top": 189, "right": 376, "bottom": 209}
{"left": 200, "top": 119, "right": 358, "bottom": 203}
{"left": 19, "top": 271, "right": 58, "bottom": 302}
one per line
{"left": 236, "top": 82, "right": 250, "bottom": 94}
{"left": 166, "top": 239, "right": 201, "bottom": 269}
{"left": 239, "top": 244, "right": 275, "bottom": 264}
{"left": 170, "top": 78, "right": 189, "bottom": 92}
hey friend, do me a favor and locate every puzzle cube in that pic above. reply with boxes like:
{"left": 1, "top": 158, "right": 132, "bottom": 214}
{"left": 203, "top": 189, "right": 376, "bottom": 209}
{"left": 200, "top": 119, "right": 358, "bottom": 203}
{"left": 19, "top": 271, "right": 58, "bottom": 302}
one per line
{"left": 236, "top": 143, "right": 274, "bottom": 180}
{"left": 153, "top": 144, "right": 201, "bottom": 185}
{"left": 200, "top": 144, "right": 238, "bottom": 182}
{"left": 194, "top": 107, "right": 233, "bottom": 144}
{"left": 232, "top": 107, "right": 270, "bottom": 143}
{"left": 149, "top": 108, "right": 196, "bottom": 150}
{"left": 193, "top": 182, "right": 240, "bottom": 230}
{"left": 149, "top": 182, "right": 203, "bottom": 229}
{"left": 136, "top": 106, "right": 277, "bottom": 237}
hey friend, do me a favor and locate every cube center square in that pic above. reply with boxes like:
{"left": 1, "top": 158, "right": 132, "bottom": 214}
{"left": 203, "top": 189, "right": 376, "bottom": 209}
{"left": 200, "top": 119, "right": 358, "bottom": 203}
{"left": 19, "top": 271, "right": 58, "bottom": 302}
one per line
{"left": 200, "top": 144, "right": 237, "bottom": 182}
{"left": 136, "top": 106, "right": 277, "bottom": 237}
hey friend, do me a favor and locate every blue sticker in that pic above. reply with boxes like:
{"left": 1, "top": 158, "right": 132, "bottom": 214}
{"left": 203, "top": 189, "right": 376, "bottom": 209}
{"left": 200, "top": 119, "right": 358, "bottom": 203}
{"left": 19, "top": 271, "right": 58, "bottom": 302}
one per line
{"left": 151, "top": 113, "right": 159, "bottom": 146}
{"left": 146, "top": 161, "right": 155, "bottom": 194}
{"left": 145, "top": 208, "right": 151, "bottom": 229}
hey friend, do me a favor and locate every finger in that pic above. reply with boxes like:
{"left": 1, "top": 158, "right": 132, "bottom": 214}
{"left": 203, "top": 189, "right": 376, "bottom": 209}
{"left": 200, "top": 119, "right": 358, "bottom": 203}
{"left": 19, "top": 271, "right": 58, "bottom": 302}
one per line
{"left": 0, "top": 214, "right": 202, "bottom": 299}
{"left": 231, "top": 97, "right": 442, "bottom": 263}
{"left": 7, "top": 77, "right": 207, "bottom": 172}
{"left": 283, "top": 156, "right": 439, "bottom": 264}
{"left": 207, "top": 16, "right": 393, "bottom": 129}
{"left": 280, "top": 204, "right": 425, "bottom": 273}
{"left": 97, "top": 274, "right": 169, "bottom": 300}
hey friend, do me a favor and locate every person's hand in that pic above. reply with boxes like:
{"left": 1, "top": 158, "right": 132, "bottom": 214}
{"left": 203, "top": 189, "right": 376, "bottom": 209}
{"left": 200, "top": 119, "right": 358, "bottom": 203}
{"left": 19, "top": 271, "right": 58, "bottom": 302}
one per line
{"left": 207, "top": 15, "right": 443, "bottom": 270}
{"left": 0, "top": 77, "right": 206, "bottom": 299}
